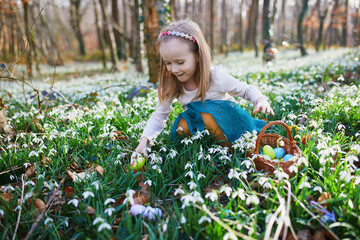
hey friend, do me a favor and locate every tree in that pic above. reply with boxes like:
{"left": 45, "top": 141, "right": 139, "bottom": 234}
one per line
{"left": 325, "top": 0, "right": 340, "bottom": 47}
{"left": 246, "top": 0, "right": 259, "bottom": 57}
{"left": 143, "top": 0, "right": 160, "bottom": 83}
{"left": 297, "top": 0, "right": 309, "bottom": 56}
{"left": 341, "top": 0, "right": 349, "bottom": 46}
{"left": 69, "top": 0, "right": 86, "bottom": 55}
{"left": 23, "top": 0, "right": 33, "bottom": 77}
{"left": 112, "top": 0, "right": 124, "bottom": 60}
{"left": 316, "top": 0, "right": 329, "bottom": 51}
{"left": 169, "top": 0, "right": 177, "bottom": 20}
{"left": 94, "top": 0, "right": 106, "bottom": 69}
{"left": 262, "top": 0, "right": 271, "bottom": 54}
{"left": 221, "top": 0, "right": 228, "bottom": 56}
{"left": 133, "top": 0, "right": 143, "bottom": 73}
{"left": 209, "top": 0, "right": 214, "bottom": 51}
{"left": 238, "top": 0, "right": 244, "bottom": 52}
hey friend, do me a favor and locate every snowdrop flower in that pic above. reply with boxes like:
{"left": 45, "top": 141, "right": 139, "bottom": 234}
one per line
{"left": 123, "top": 189, "right": 136, "bottom": 205}
{"left": 91, "top": 181, "right": 100, "bottom": 191}
{"left": 68, "top": 199, "right": 79, "bottom": 208}
{"left": 14, "top": 205, "right": 22, "bottom": 211}
{"left": 205, "top": 191, "right": 218, "bottom": 202}
{"left": 44, "top": 218, "right": 53, "bottom": 226}
{"left": 274, "top": 170, "right": 289, "bottom": 181}
{"left": 299, "top": 181, "right": 311, "bottom": 189}
{"left": 174, "top": 188, "right": 185, "bottom": 196}
{"left": 104, "top": 198, "right": 115, "bottom": 205}
{"left": 180, "top": 194, "right": 195, "bottom": 208}
{"left": 181, "top": 138, "right": 193, "bottom": 145}
{"left": 351, "top": 144, "right": 360, "bottom": 154}
{"left": 241, "top": 160, "right": 253, "bottom": 169}
{"left": 220, "top": 185, "right": 232, "bottom": 197}
{"left": 223, "top": 232, "right": 237, "bottom": 240}
{"left": 340, "top": 171, "right": 352, "bottom": 183}
{"left": 246, "top": 195, "right": 260, "bottom": 206}
{"left": 82, "top": 191, "right": 95, "bottom": 199}
{"left": 104, "top": 207, "right": 115, "bottom": 216}
{"left": 48, "top": 148, "right": 57, "bottom": 157}
{"left": 37, "top": 173, "right": 45, "bottom": 179}
{"left": 93, "top": 217, "right": 105, "bottom": 225}
{"left": 187, "top": 181, "right": 197, "bottom": 190}
{"left": 348, "top": 199, "right": 354, "bottom": 209}
{"left": 198, "top": 216, "right": 211, "bottom": 224}
{"left": 28, "top": 150, "right": 39, "bottom": 158}
{"left": 185, "top": 171, "right": 194, "bottom": 179}
{"left": 289, "top": 165, "right": 298, "bottom": 173}
{"left": 232, "top": 188, "right": 246, "bottom": 200}
{"left": 228, "top": 169, "right": 240, "bottom": 180}
{"left": 144, "top": 180, "right": 152, "bottom": 186}
{"left": 4, "top": 185, "right": 15, "bottom": 192}
{"left": 197, "top": 173, "right": 206, "bottom": 180}
{"left": 24, "top": 162, "right": 31, "bottom": 168}
{"left": 191, "top": 191, "right": 204, "bottom": 204}
{"left": 0, "top": 209, "right": 4, "bottom": 216}
{"left": 180, "top": 214, "right": 186, "bottom": 224}
{"left": 346, "top": 155, "right": 358, "bottom": 165}
{"left": 167, "top": 149, "right": 178, "bottom": 159}
{"left": 25, "top": 181, "right": 35, "bottom": 186}
{"left": 97, "top": 222, "right": 112, "bottom": 232}
{"left": 151, "top": 165, "right": 162, "bottom": 173}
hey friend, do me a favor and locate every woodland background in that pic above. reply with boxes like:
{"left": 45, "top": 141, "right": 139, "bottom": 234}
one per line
{"left": 0, "top": 0, "right": 359, "bottom": 83}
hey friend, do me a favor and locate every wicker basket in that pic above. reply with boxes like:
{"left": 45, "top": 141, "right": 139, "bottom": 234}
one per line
{"left": 248, "top": 121, "right": 302, "bottom": 176}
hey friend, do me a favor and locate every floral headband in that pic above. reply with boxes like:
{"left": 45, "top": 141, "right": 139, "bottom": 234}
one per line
{"left": 158, "top": 31, "right": 197, "bottom": 43}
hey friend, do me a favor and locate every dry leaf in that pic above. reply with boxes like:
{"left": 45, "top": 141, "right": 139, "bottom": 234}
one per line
{"left": 25, "top": 164, "right": 37, "bottom": 178}
{"left": 318, "top": 192, "right": 331, "bottom": 208}
{"left": 95, "top": 165, "right": 104, "bottom": 175}
{"left": 133, "top": 191, "right": 148, "bottom": 206}
{"left": 67, "top": 171, "right": 93, "bottom": 182}
{"left": 87, "top": 206, "right": 95, "bottom": 214}
{"left": 34, "top": 198, "right": 46, "bottom": 212}
{"left": 0, "top": 192, "right": 12, "bottom": 203}
{"left": 296, "top": 229, "right": 312, "bottom": 240}
{"left": 41, "top": 156, "right": 50, "bottom": 167}
{"left": 312, "top": 229, "right": 326, "bottom": 240}
{"left": 64, "top": 187, "right": 75, "bottom": 197}
{"left": 302, "top": 135, "right": 312, "bottom": 145}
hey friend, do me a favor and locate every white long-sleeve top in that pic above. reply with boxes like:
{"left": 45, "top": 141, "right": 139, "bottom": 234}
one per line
{"left": 141, "top": 66, "right": 267, "bottom": 143}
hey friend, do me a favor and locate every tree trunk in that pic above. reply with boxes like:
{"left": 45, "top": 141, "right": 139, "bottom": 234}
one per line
{"left": 325, "top": 0, "right": 339, "bottom": 48}
{"left": 23, "top": 1, "right": 33, "bottom": 78}
{"left": 122, "top": 0, "right": 128, "bottom": 58}
{"left": 210, "top": 0, "right": 214, "bottom": 51}
{"left": 112, "top": 0, "right": 124, "bottom": 60}
{"left": 341, "top": 0, "right": 348, "bottom": 46}
{"left": 252, "top": 0, "right": 259, "bottom": 57}
{"left": 246, "top": 0, "right": 259, "bottom": 57}
{"left": 143, "top": 0, "right": 160, "bottom": 84}
{"left": 280, "top": 0, "right": 286, "bottom": 33}
{"left": 94, "top": 0, "right": 106, "bottom": 69}
{"left": 297, "top": 0, "right": 309, "bottom": 56}
{"left": 99, "top": 0, "right": 118, "bottom": 71}
{"left": 239, "top": 0, "right": 244, "bottom": 52}
{"left": 70, "top": 0, "right": 86, "bottom": 55}
{"left": 0, "top": 3, "right": 9, "bottom": 59}
{"left": 133, "top": 0, "right": 143, "bottom": 73}
{"left": 169, "top": 0, "right": 177, "bottom": 20}
{"left": 221, "top": 0, "right": 228, "bottom": 56}
{"left": 316, "top": 0, "right": 328, "bottom": 52}
{"left": 262, "top": 0, "right": 271, "bottom": 54}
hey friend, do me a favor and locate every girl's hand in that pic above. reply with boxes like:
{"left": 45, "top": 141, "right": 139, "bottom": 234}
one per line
{"left": 131, "top": 137, "right": 149, "bottom": 163}
{"left": 253, "top": 98, "right": 274, "bottom": 115}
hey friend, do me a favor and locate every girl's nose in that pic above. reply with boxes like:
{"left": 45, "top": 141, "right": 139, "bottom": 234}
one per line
{"left": 171, "top": 66, "right": 179, "bottom": 74}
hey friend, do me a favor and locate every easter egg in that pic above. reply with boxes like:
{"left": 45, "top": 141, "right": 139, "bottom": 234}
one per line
{"left": 283, "top": 154, "right": 294, "bottom": 162}
{"left": 131, "top": 156, "right": 146, "bottom": 170}
{"left": 263, "top": 145, "right": 275, "bottom": 159}
{"left": 274, "top": 148, "right": 285, "bottom": 159}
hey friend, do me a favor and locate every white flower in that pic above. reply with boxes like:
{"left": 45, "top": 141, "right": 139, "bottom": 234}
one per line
{"left": 180, "top": 214, "right": 187, "bottom": 224}
{"left": 232, "top": 188, "right": 246, "bottom": 200}
{"left": 104, "top": 198, "right": 115, "bottom": 205}
{"left": 246, "top": 195, "right": 259, "bottom": 206}
{"left": 349, "top": 199, "right": 354, "bottom": 209}
{"left": 220, "top": 185, "right": 232, "bottom": 197}
{"left": 299, "top": 181, "right": 311, "bottom": 189}
{"left": 184, "top": 163, "right": 193, "bottom": 170}
{"left": 97, "top": 222, "right": 112, "bottom": 232}
{"left": 44, "top": 217, "right": 53, "bottom": 226}
{"left": 223, "top": 232, "right": 237, "bottom": 240}
{"left": 313, "top": 186, "right": 323, "bottom": 193}
{"left": 93, "top": 217, "right": 105, "bottom": 225}
{"left": 181, "top": 194, "right": 195, "bottom": 208}
{"left": 289, "top": 165, "right": 298, "bottom": 173}
{"left": 82, "top": 191, "right": 95, "bottom": 199}
{"left": 104, "top": 207, "right": 115, "bottom": 216}
{"left": 174, "top": 188, "right": 185, "bottom": 196}
{"left": 346, "top": 155, "right": 359, "bottom": 165}
{"left": 25, "top": 181, "right": 35, "bottom": 186}
{"left": 28, "top": 150, "right": 39, "bottom": 158}
{"left": 197, "top": 173, "right": 206, "bottom": 180}
{"left": 274, "top": 170, "right": 289, "bottom": 181}
{"left": 187, "top": 181, "right": 197, "bottom": 190}
{"left": 198, "top": 216, "right": 211, "bottom": 224}
{"left": 205, "top": 191, "right": 218, "bottom": 202}
{"left": 14, "top": 205, "right": 22, "bottom": 211}
{"left": 144, "top": 180, "right": 152, "bottom": 186}
{"left": 185, "top": 171, "right": 194, "bottom": 179}
{"left": 123, "top": 189, "right": 136, "bottom": 205}
{"left": 0, "top": 209, "right": 4, "bottom": 216}
{"left": 37, "top": 173, "right": 45, "bottom": 179}
{"left": 228, "top": 169, "right": 240, "bottom": 180}
{"left": 68, "top": 199, "right": 79, "bottom": 208}
{"left": 91, "top": 181, "right": 100, "bottom": 190}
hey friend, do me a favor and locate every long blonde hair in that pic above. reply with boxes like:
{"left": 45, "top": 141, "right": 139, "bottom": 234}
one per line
{"left": 157, "top": 19, "right": 212, "bottom": 103}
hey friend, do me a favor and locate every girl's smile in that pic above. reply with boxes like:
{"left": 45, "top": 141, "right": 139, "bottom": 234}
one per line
{"left": 159, "top": 38, "right": 198, "bottom": 90}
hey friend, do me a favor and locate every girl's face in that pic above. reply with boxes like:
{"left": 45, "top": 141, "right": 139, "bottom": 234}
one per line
{"left": 159, "top": 38, "right": 198, "bottom": 87}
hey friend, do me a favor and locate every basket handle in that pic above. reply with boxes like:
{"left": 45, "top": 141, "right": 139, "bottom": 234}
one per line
{"left": 254, "top": 121, "right": 296, "bottom": 154}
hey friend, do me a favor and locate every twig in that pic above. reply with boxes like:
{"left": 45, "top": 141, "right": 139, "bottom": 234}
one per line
{"left": 12, "top": 174, "right": 25, "bottom": 240}
{"left": 24, "top": 176, "right": 66, "bottom": 240}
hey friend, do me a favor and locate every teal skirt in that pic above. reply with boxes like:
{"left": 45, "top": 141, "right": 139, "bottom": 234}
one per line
{"left": 171, "top": 100, "right": 266, "bottom": 143}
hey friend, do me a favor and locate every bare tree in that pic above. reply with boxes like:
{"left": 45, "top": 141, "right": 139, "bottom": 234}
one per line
{"left": 221, "top": 0, "right": 228, "bottom": 56}
{"left": 69, "top": 0, "right": 86, "bottom": 55}
{"left": 210, "top": 0, "right": 214, "bottom": 51}
{"left": 262, "top": 0, "right": 271, "bottom": 54}
{"left": 133, "top": 0, "right": 143, "bottom": 73}
{"left": 23, "top": 0, "right": 33, "bottom": 77}
{"left": 238, "top": 0, "right": 244, "bottom": 52}
{"left": 94, "top": 0, "right": 106, "bottom": 69}
{"left": 246, "top": 0, "right": 259, "bottom": 57}
{"left": 316, "top": 0, "right": 329, "bottom": 51}
{"left": 143, "top": 0, "right": 160, "bottom": 83}
{"left": 297, "top": 0, "right": 309, "bottom": 56}
{"left": 112, "top": 0, "right": 124, "bottom": 60}
{"left": 342, "top": 0, "right": 349, "bottom": 46}
{"left": 325, "top": 0, "right": 340, "bottom": 47}
{"left": 280, "top": 0, "right": 286, "bottom": 33}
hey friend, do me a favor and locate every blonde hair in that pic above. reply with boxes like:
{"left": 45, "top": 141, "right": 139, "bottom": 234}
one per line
{"left": 157, "top": 19, "right": 212, "bottom": 103}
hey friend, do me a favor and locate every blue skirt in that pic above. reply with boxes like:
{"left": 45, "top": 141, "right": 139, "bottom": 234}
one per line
{"left": 171, "top": 100, "right": 266, "bottom": 143}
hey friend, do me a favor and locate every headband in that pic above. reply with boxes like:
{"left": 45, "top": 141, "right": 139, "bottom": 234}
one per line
{"left": 158, "top": 31, "right": 197, "bottom": 43}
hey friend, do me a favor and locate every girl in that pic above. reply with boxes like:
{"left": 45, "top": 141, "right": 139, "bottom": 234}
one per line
{"left": 134, "top": 19, "right": 274, "bottom": 159}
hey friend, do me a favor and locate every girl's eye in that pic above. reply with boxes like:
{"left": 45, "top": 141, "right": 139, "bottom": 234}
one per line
{"left": 177, "top": 61, "right": 184, "bottom": 65}
{"left": 165, "top": 62, "right": 171, "bottom": 65}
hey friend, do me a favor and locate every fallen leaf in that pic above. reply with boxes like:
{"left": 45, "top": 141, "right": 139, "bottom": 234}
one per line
{"left": 25, "top": 164, "right": 37, "bottom": 178}
{"left": 133, "top": 191, "right": 148, "bottom": 206}
{"left": 95, "top": 165, "right": 104, "bottom": 175}
{"left": 64, "top": 187, "right": 75, "bottom": 197}
{"left": 41, "top": 156, "right": 50, "bottom": 167}
{"left": 34, "top": 198, "right": 46, "bottom": 212}
{"left": 318, "top": 192, "right": 331, "bottom": 208}
{"left": 312, "top": 229, "right": 326, "bottom": 240}
{"left": 67, "top": 171, "right": 93, "bottom": 182}
{"left": 87, "top": 206, "right": 95, "bottom": 214}
{"left": 302, "top": 135, "right": 312, "bottom": 145}
{"left": 296, "top": 229, "right": 312, "bottom": 240}
{"left": 0, "top": 192, "right": 12, "bottom": 203}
